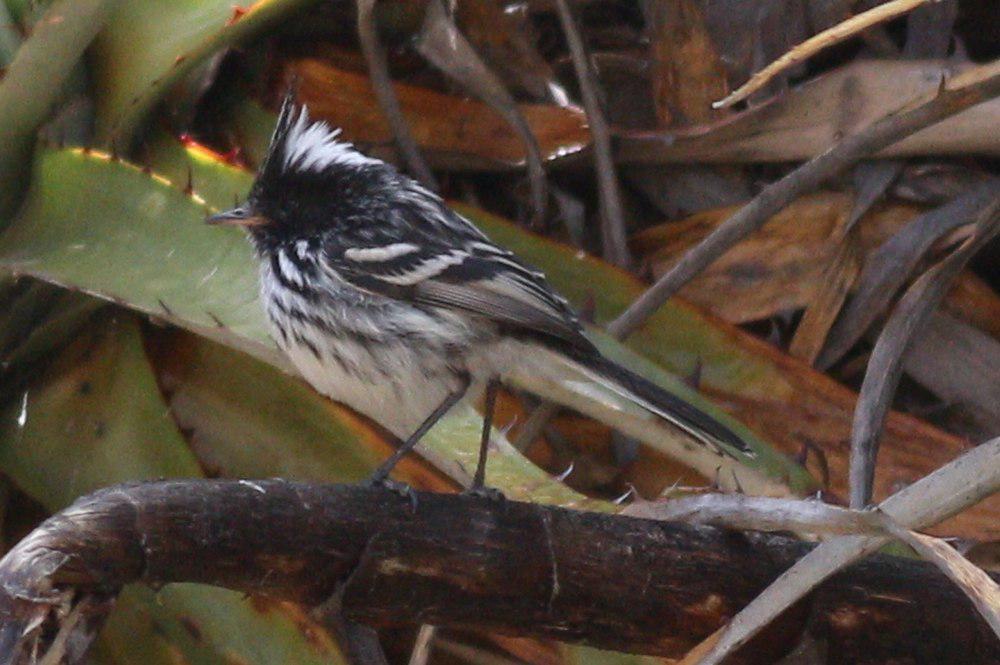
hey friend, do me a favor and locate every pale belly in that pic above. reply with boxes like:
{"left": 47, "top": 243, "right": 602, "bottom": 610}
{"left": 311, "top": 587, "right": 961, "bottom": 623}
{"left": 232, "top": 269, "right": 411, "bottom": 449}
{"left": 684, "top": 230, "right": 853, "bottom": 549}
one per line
{"left": 280, "top": 326, "right": 470, "bottom": 438}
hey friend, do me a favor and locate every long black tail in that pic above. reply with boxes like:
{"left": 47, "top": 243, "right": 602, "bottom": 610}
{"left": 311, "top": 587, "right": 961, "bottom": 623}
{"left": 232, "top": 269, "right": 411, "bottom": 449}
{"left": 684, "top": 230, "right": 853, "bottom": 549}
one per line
{"left": 577, "top": 352, "right": 754, "bottom": 457}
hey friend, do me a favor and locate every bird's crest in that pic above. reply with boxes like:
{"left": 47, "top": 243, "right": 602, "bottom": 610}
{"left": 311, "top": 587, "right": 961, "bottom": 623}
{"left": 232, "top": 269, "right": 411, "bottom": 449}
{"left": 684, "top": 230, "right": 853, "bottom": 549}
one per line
{"left": 263, "top": 92, "right": 379, "bottom": 176}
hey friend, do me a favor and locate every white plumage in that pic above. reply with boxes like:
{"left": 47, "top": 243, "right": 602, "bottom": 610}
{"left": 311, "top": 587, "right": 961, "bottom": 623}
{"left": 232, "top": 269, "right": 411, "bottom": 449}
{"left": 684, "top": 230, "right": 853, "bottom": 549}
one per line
{"left": 343, "top": 243, "right": 421, "bottom": 262}
{"left": 281, "top": 106, "right": 379, "bottom": 172}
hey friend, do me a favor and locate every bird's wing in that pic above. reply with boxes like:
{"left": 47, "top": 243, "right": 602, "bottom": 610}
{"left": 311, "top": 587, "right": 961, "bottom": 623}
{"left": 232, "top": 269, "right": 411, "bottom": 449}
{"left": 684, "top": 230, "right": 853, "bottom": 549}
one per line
{"left": 322, "top": 210, "right": 591, "bottom": 349}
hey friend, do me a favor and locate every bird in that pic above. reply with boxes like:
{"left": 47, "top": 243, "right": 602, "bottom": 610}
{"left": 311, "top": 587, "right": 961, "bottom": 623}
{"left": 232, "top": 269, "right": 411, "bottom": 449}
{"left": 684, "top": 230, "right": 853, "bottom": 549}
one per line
{"left": 207, "top": 93, "right": 753, "bottom": 495}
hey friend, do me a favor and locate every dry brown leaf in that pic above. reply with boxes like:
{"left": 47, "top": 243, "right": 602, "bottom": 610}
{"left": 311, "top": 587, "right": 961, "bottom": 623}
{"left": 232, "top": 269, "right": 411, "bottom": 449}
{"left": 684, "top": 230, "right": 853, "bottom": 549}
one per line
{"left": 710, "top": 392, "right": 993, "bottom": 538}
{"left": 633, "top": 191, "right": 1000, "bottom": 348}
{"left": 944, "top": 272, "right": 1000, "bottom": 340}
{"left": 788, "top": 236, "right": 863, "bottom": 364}
{"left": 455, "top": 0, "right": 568, "bottom": 105}
{"left": 494, "top": 391, "right": 631, "bottom": 494}
{"left": 628, "top": 192, "right": 999, "bottom": 525}
{"left": 288, "top": 58, "right": 590, "bottom": 170}
{"left": 631, "top": 192, "right": 917, "bottom": 323}
{"left": 626, "top": 445, "right": 712, "bottom": 499}
{"left": 784, "top": 162, "right": 900, "bottom": 364}
{"left": 645, "top": 0, "right": 731, "bottom": 126}
{"left": 678, "top": 318, "right": 1000, "bottom": 539}
{"left": 618, "top": 60, "right": 1000, "bottom": 163}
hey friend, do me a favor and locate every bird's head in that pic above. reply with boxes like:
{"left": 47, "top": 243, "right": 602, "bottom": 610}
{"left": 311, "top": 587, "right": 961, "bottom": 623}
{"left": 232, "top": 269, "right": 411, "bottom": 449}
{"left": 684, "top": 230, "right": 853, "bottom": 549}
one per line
{"left": 207, "top": 94, "right": 387, "bottom": 251}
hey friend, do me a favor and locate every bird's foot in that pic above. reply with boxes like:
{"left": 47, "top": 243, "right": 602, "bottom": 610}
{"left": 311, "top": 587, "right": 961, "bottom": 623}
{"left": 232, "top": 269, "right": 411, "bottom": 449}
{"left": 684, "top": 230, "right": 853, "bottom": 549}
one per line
{"left": 462, "top": 484, "right": 505, "bottom": 502}
{"left": 367, "top": 475, "right": 418, "bottom": 512}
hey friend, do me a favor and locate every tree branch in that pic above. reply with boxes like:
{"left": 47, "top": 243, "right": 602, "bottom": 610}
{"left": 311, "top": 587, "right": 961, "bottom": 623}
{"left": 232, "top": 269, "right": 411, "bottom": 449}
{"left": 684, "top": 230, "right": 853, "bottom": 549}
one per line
{"left": 0, "top": 481, "right": 998, "bottom": 664}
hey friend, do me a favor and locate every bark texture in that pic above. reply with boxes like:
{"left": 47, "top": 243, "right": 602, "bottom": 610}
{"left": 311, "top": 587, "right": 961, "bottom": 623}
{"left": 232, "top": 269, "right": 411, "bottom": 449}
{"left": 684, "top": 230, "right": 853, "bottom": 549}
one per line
{"left": 0, "top": 480, "right": 996, "bottom": 664}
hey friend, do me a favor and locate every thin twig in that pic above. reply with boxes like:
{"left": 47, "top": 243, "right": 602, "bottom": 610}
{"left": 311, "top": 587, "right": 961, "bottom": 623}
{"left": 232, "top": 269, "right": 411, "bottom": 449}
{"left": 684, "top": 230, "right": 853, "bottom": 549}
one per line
{"left": 688, "top": 434, "right": 1000, "bottom": 665}
{"left": 624, "top": 495, "right": 885, "bottom": 536}
{"left": 355, "top": 0, "right": 438, "bottom": 191}
{"left": 415, "top": 0, "right": 547, "bottom": 223}
{"left": 629, "top": 493, "right": 1000, "bottom": 637}
{"left": 608, "top": 59, "right": 1000, "bottom": 339}
{"left": 848, "top": 196, "right": 1000, "bottom": 507}
{"left": 714, "top": 0, "right": 939, "bottom": 109}
{"left": 553, "top": 0, "right": 631, "bottom": 268}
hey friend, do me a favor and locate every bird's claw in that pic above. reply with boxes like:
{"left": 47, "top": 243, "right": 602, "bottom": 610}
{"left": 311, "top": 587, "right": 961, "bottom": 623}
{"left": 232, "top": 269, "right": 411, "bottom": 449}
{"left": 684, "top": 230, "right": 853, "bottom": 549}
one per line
{"left": 367, "top": 476, "right": 418, "bottom": 512}
{"left": 463, "top": 485, "right": 506, "bottom": 502}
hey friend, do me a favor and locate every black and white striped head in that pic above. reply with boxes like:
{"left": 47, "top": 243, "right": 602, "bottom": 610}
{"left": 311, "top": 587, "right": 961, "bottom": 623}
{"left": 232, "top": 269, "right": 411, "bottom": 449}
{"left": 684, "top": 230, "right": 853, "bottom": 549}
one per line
{"left": 207, "top": 95, "right": 391, "bottom": 249}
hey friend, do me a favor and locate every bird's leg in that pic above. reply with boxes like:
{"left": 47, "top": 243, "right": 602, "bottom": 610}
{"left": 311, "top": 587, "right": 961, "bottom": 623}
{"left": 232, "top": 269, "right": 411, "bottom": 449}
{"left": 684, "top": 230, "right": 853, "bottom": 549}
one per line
{"left": 368, "top": 374, "right": 471, "bottom": 490}
{"left": 466, "top": 378, "right": 504, "bottom": 500}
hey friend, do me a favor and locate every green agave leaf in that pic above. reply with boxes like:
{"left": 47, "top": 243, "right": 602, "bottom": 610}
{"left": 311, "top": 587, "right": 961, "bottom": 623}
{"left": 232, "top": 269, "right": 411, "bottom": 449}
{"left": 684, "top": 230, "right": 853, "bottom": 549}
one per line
{"left": 0, "top": 2, "right": 20, "bottom": 65}
{"left": 0, "top": 148, "right": 273, "bottom": 363}
{"left": 0, "top": 148, "right": 595, "bottom": 506}
{"left": 147, "top": 132, "right": 252, "bottom": 213}
{"left": 149, "top": 327, "right": 384, "bottom": 484}
{"left": 0, "top": 313, "right": 201, "bottom": 506}
{"left": 564, "top": 644, "right": 666, "bottom": 665}
{"left": 0, "top": 289, "right": 104, "bottom": 373}
{"left": 0, "top": 279, "right": 105, "bottom": 408}
{"left": 0, "top": 0, "right": 113, "bottom": 217}
{"left": 97, "top": 586, "right": 339, "bottom": 665}
{"left": 228, "top": 98, "right": 276, "bottom": 167}
{"left": 91, "top": 0, "right": 319, "bottom": 145}
{"left": 0, "top": 313, "right": 344, "bottom": 664}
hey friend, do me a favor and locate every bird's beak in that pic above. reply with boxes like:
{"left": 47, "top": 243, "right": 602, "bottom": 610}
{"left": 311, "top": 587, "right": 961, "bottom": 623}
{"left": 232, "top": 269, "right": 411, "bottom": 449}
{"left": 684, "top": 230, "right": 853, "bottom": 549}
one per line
{"left": 205, "top": 206, "right": 270, "bottom": 228}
